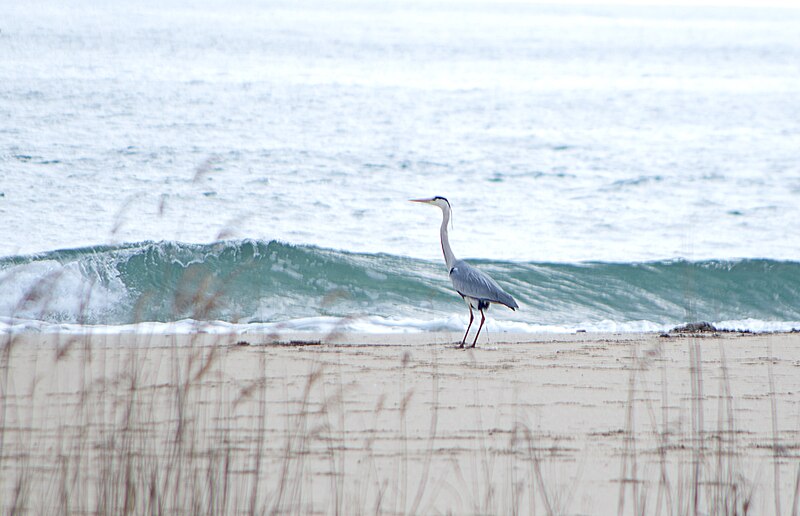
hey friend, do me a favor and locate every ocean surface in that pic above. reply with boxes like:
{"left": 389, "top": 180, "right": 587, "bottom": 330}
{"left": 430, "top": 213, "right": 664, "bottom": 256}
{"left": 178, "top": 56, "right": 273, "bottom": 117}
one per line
{"left": 1, "top": 1, "right": 799, "bottom": 333}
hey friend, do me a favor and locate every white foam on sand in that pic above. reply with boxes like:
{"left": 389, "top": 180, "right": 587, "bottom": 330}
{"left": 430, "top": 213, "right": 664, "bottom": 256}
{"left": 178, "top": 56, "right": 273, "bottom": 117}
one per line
{"left": 2, "top": 314, "right": 797, "bottom": 338}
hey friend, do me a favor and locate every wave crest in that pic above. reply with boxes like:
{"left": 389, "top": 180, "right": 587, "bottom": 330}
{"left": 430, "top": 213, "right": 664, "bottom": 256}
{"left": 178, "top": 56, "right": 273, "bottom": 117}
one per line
{"left": 1, "top": 240, "right": 798, "bottom": 331}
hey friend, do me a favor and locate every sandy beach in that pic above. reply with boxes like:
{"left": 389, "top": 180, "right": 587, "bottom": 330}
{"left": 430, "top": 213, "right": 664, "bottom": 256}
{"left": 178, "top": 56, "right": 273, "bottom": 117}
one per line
{"left": 2, "top": 330, "right": 799, "bottom": 515}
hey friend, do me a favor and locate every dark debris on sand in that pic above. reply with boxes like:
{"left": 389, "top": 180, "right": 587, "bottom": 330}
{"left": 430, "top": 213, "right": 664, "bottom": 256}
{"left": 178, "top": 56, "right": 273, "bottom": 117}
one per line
{"left": 666, "top": 321, "right": 773, "bottom": 337}
{"left": 232, "top": 339, "right": 322, "bottom": 347}
{"left": 671, "top": 322, "right": 719, "bottom": 334}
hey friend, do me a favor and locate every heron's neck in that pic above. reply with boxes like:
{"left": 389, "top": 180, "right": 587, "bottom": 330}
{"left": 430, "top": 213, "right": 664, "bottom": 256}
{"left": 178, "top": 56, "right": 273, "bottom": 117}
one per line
{"left": 439, "top": 207, "right": 457, "bottom": 270}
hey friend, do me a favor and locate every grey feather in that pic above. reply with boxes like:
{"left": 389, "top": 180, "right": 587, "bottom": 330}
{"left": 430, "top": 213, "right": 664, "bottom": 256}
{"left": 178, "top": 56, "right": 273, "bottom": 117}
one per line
{"left": 449, "top": 260, "right": 519, "bottom": 310}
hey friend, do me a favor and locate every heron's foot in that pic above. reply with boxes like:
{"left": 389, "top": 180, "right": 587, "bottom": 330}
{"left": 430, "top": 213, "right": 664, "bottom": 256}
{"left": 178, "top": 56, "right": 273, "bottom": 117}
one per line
{"left": 469, "top": 342, "right": 477, "bottom": 349}
{"left": 457, "top": 342, "right": 465, "bottom": 349}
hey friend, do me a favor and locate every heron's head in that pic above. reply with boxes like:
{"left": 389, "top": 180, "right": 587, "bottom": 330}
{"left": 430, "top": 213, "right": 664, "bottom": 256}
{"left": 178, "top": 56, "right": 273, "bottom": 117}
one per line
{"left": 409, "top": 196, "right": 450, "bottom": 211}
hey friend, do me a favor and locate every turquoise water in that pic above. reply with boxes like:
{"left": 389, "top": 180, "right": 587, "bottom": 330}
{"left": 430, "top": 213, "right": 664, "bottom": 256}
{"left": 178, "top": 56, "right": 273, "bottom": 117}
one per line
{"left": 2, "top": 1, "right": 799, "bottom": 332}
{"left": 2, "top": 240, "right": 798, "bottom": 332}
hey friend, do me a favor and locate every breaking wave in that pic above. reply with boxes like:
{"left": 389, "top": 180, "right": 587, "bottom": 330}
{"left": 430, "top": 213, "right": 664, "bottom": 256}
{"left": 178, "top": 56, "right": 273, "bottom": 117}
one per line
{"left": 1, "top": 240, "right": 798, "bottom": 333}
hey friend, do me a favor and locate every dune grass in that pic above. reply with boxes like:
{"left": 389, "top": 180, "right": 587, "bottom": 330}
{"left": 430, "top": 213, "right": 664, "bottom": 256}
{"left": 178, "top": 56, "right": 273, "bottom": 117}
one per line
{"left": 2, "top": 328, "right": 800, "bottom": 515}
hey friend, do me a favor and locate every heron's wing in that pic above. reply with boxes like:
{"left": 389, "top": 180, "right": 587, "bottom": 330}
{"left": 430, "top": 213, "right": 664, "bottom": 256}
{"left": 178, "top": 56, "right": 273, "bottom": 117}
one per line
{"left": 449, "top": 260, "right": 518, "bottom": 310}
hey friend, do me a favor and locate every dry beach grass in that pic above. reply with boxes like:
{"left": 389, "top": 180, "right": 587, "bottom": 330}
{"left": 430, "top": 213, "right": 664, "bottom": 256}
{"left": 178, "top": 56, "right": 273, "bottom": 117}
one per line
{"left": 2, "top": 330, "right": 800, "bottom": 515}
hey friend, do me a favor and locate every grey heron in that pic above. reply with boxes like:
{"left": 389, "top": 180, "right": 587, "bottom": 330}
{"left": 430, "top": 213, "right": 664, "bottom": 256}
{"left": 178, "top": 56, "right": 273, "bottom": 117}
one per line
{"left": 411, "top": 196, "right": 519, "bottom": 348}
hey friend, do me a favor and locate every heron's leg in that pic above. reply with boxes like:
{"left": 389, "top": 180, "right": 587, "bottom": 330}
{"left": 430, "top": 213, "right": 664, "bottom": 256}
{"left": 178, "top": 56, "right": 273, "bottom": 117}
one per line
{"left": 459, "top": 305, "right": 474, "bottom": 348}
{"left": 470, "top": 309, "right": 486, "bottom": 348}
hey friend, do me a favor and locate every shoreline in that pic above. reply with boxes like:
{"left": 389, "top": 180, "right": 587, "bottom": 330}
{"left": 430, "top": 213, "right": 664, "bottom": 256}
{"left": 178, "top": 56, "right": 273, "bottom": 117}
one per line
{"left": 5, "top": 326, "right": 797, "bottom": 346}
{"left": 2, "top": 331, "right": 799, "bottom": 514}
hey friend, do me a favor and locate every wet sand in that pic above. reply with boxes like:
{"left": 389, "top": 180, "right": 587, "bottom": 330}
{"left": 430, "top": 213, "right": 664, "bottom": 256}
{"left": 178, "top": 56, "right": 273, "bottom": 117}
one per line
{"left": 2, "top": 331, "right": 799, "bottom": 514}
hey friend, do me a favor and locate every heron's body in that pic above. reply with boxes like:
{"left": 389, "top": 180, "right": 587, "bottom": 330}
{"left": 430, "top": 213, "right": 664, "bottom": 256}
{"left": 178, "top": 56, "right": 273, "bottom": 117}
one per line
{"left": 450, "top": 259, "right": 518, "bottom": 311}
{"left": 411, "top": 196, "right": 518, "bottom": 348}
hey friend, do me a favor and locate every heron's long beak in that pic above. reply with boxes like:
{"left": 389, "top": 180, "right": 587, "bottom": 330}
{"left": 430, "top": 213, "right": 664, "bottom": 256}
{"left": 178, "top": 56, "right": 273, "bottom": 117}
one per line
{"left": 409, "top": 198, "right": 434, "bottom": 203}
